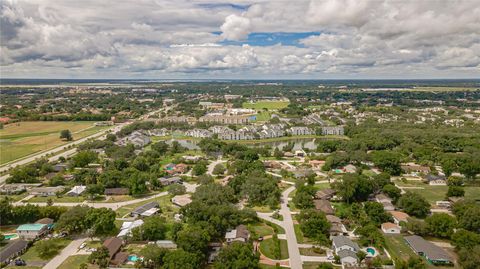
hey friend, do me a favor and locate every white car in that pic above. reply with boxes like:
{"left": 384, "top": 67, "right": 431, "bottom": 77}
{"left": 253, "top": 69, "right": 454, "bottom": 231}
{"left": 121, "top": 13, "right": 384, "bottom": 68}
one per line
{"left": 79, "top": 243, "right": 86, "bottom": 250}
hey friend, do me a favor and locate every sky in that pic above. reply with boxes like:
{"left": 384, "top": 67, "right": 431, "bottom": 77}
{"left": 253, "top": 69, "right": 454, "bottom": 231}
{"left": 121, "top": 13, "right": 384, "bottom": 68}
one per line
{"left": 1, "top": 0, "right": 480, "bottom": 79}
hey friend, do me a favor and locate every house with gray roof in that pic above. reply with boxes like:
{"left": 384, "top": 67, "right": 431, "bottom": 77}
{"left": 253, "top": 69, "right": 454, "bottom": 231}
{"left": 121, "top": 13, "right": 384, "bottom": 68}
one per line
{"left": 131, "top": 201, "right": 159, "bottom": 217}
{"left": 332, "top": 235, "right": 359, "bottom": 253}
{"left": 0, "top": 240, "right": 29, "bottom": 266}
{"left": 404, "top": 235, "right": 453, "bottom": 265}
{"left": 337, "top": 249, "right": 358, "bottom": 266}
{"left": 288, "top": 126, "right": 313, "bottom": 136}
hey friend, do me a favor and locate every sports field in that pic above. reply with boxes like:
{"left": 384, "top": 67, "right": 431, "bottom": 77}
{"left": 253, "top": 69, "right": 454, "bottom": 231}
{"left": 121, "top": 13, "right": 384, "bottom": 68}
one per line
{"left": 0, "top": 121, "right": 108, "bottom": 164}
{"left": 243, "top": 101, "right": 290, "bottom": 110}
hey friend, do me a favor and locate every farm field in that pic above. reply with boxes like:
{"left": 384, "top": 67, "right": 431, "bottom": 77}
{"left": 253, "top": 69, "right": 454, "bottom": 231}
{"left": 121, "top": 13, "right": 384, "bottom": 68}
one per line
{"left": 243, "top": 101, "right": 290, "bottom": 110}
{"left": 0, "top": 121, "right": 109, "bottom": 165}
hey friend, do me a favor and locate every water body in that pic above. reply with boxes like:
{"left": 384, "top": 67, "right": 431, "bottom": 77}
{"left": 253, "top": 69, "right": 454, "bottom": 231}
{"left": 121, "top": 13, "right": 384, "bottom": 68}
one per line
{"left": 165, "top": 138, "right": 318, "bottom": 151}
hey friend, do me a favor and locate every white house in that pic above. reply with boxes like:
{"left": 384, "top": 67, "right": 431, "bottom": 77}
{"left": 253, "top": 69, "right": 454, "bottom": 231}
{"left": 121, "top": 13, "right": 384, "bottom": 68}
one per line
{"left": 381, "top": 222, "right": 401, "bottom": 234}
{"left": 332, "top": 235, "right": 359, "bottom": 253}
{"left": 66, "top": 185, "right": 86, "bottom": 196}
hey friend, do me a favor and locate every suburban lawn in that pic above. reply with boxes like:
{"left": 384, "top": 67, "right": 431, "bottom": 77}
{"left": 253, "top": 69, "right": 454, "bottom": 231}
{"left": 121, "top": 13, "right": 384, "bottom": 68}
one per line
{"left": 0, "top": 121, "right": 110, "bottom": 164}
{"left": 115, "top": 194, "right": 176, "bottom": 219}
{"left": 294, "top": 224, "right": 315, "bottom": 244}
{"left": 27, "top": 195, "right": 87, "bottom": 203}
{"left": 21, "top": 238, "right": 72, "bottom": 264}
{"left": 299, "top": 247, "right": 326, "bottom": 256}
{"left": 254, "top": 111, "right": 272, "bottom": 121}
{"left": 57, "top": 255, "right": 98, "bottom": 269}
{"left": 243, "top": 101, "right": 290, "bottom": 110}
{"left": 398, "top": 183, "right": 480, "bottom": 205}
{"left": 259, "top": 238, "right": 289, "bottom": 260}
{"left": 384, "top": 235, "right": 416, "bottom": 262}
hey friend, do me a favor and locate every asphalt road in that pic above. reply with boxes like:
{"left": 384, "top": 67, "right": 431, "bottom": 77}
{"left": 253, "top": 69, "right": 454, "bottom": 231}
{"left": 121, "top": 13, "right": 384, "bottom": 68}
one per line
{"left": 280, "top": 186, "right": 303, "bottom": 269}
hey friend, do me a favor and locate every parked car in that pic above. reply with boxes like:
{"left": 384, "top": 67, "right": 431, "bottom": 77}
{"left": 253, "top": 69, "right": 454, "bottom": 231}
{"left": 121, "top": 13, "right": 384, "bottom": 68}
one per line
{"left": 79, "top": 243, "right": 86, "bottom": 250}
{"left": 15, "top": 259, "right": 26, "bottom": 266}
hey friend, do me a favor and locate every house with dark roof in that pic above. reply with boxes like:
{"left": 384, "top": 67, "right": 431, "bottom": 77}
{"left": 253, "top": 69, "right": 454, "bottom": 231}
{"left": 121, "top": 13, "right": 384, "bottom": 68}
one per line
{"left": 225, "top": 225, "right": 250, "bottom": 243}
{"left": 0, "top": 240, "right": 29, "bottom": 266}
{"left": 315, "top": 188, "right": 336, "bottom": 200}
{"left": 314, "top": 199, "right": 334, "bottom": 215}
{"left": 130, "top": 201, "right": 159, "bottom": 217}
{"left": 0, "top": 240, "right": 28, "bottom": 265}
{"left": 159, "top": 176, "right": 182, "bottom": 186}
{"left": 404, "top": 235, "right": 453, "bottom": 265}
{"left": 103, "top": 237, "right": 123, "bottom": 261}
{"left": 105, "top": 188, "right": 129, "bottom": 196}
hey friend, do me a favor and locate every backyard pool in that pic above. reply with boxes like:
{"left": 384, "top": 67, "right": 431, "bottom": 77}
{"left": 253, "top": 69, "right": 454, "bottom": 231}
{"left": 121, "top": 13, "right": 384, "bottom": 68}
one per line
{"left": 128, "top": 255, "right": 141, "bottom": 262}
{"left": 366, "top": 247, "right": 376, "bottom": 256}
{"left": 4, "top": 234, "right": 18, "bottom": 240}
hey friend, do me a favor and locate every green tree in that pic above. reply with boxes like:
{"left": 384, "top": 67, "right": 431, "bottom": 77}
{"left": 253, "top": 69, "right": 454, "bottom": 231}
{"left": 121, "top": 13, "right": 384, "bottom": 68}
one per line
{"left": 451, "top": 229, "right": 480, "bottom": 250}
{"left": 382, "top": 184, "right": 401, "bottom": 202}
{"left": 162, "top": 249, "right": 202, "bottom": 269}
{"left": 131, "top": 216, "right": 167, "bottom": 241}
{"left": 356, "top": 223, "right": 385, "bottom": 247}
{"left": 446, "top": 186, "right": 464, "bottom": 197}
{"left": 176, "top": 225, "right": 211, "bottom": 255}
{"left": 140, "top": 244, "right": 168, "bottom": 268}
{"left": 364, "top": 202, "right": 392, "bottom": 225}
{"left": 60, "top": 129, "right": 73, "bottom": 141}
{"left": 213, "top": 242, "right": 259, "bottom": 269}
{"left": 298, "top": 209, "right": 331, "bottom": 245}
{"left": 397, "top": 192, "right": 431, "bottom": 218}
{"left": 167, "top": 184, "right": 186, "bottom": 195}
{"left": 36, "top": 239, "right": 61, "bottom": 259}
{"left": 85, "top": 207, "right": 117, "bottom": 236}
{"left": 458, "top": 245, "right": 480, "bottom": 269}
{"left": 371, "top": 151, "right": 402, "bottom": 175}
{"left": 212, "top": 163, "right": 226, "bottom": 175}
{"left": 425, "top": 213, "right": 456, "bottom": 238}
{"left": 88, "top": 246, "right": 110, "bottom": 268}
{"left": 458, "top": 205, "right": 480, "bottom": 232}
{"left": 193, "top": 161, "right": 208, "bottom": 176}
{"left": 71, "top": 151, "right": 98, "bottom": 168}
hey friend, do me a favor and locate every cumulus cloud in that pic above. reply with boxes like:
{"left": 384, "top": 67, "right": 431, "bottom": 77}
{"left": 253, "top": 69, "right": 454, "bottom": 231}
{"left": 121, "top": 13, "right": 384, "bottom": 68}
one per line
{"left": 1, "top": 0, "right": 479, "bottom": 78}
{"left": 220, "top": 14, "right": 251, "bottom": 40}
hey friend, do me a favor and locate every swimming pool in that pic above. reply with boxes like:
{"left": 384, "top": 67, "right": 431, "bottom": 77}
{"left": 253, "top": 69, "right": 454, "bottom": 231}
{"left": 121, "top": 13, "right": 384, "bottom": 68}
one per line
{"left": 128, "top": 255, "right": 141, "bottom": 262}
{"left": 366, "top": 247, "right": 376, "bottom": 256}
{"left": 4, "top": 234, "right": 18, "bottom": 240}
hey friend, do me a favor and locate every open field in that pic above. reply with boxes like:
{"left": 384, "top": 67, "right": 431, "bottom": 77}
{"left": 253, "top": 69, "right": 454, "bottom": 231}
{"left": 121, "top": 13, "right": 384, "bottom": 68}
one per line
{"left": 395, "top": 181, "right": 480, "bottom": 204}
{"left": 0, "top": 121, "right": 109, "bottom": 165}
{"left": 20, "top": 238, "right": 71, "bottom": 266}
{"left": 243, "top": 101, "right": 290, "bottom": 110}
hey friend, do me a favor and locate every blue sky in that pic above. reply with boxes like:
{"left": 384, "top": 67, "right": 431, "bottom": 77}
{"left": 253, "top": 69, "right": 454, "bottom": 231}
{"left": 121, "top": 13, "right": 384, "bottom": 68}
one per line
{"left": 217, "top": 32, "right": 321, "bottom": 47}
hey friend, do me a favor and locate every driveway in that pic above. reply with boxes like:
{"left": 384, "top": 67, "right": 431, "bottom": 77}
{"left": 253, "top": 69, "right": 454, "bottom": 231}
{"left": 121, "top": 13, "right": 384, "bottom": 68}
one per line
{"left": 207, "top": 159, "right": 227, "bottom": 176}
{"left": 43, "top": 237, "right": 87, "bottom": 269}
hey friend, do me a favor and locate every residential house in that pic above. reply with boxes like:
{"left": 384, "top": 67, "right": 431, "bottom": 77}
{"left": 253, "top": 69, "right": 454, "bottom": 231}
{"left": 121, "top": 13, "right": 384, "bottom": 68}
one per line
{"left": 52, "top": 163, "right": 68, "bottom": 172}
{"left": 390, "top": 211, "right": 409, "bottom": 224}
{"left": 424, "top": 174, "right": 447, "bottom": 185}
{"left": 315, "top": 189, "right": 336, "bottom": 200}
{"left": 35, "top": 218, "right": 54, "bottom": 229}
{"left": 148, "top": 128, "right": 169, "bottom": 137}
{"left": 117, "top": 131, "right": 151, "bottom": 148}
{"left": 332, "top": 236, "right": 359, "bottom": 266}
{"left": 117, "top": 220, "right": 144, "bottom": 237}
{"left": 381, "top": 222, "right": 401, "bottom": 234}
{"left": 0, "top": 183, "right": 42, "bottom": 195}
{"left": 343, "top": 164, "right": 357, "bottom": 173}
{"left": 375, "top": 194, "right": 395, "bottom": 211}
{"left": 131, "top": 202, "right": 159, "bottom": 217}
{"left": 327, "top": 215, "right": 346, "bottom": 236}
{"left": 103, "top": 237, "right": 124, "bottom": 261}
{"left": 172, "top": 194, "right": 192, "bottom": 207}
{"left": 155, "top": 240, "right": 177, "bottom": 249}
{"left": 159, "top": 176, "right": 182, "bottom": 186}
{"left": 185, "top": 129, "right": 212, "bottom": 138}
{"left": 314, "top": 199, "right": 335, "bottom": 215}
{"left": 66, "top": 185, "right": 86, "bottom": 196}
{"left": 288, "top": 126, "right": 313, "bottom": 136}
{"left": 16, "top": 224, "right": 48, "bottom": 240}
{"left": 322, "top": 126, "right": 344, "bottom": 136}
{"left": 309, "top": 160, "right": 325, "bottom": 169}
{"left": 401, "top": 163, "right": 431, "bottom": 176}
{"left": 199, "top": 114, "right": 250, "bottom": 124}
{"left": 105, "top": 188, "right": 129, "bottom": 196}
{"left": 0, "top": 240, "right": 29, "bottom": 266}
{"left": 404, "top": 235, "right": 453, "bottom": 265}
{"left": 28, "top": 186, "right": 65, "bottom": 197}
{"left": 225, "top": 225, "right": 250, "bottom": 243}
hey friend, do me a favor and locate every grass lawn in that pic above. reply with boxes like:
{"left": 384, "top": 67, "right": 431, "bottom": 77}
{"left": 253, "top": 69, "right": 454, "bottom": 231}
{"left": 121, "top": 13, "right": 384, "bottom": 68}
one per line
{"left": 314, "top": 182, "right": 331, "bottom": 190}
{"left": 260, "top": 264, "right": 289, "bottom": 269}
{"left": 259, "top": 238, "right": 289, "bottom": 260}
{"left": 299, "top": 247, "right": 326, "bottom": 256}
{"left": 403, "top": 185, "right": 480, "bottom": 205}
{"left": 0, "top": 121, "right": 110, "bottom": 164}
{"left": 384, "top": 235, "right": 416, "bottom": 262}
{"left": 243, "top": 101, "right": 290, "bottom": 110}
{"left": 303, "top": 262, "right": 340, "bottom": 269}
{"left": 254, "top": 111, "right": 272, "bottom": 121}
{"left": 249, "top": 222, "right": 276, "bottom": 238}
{"left": 57, "top": 255, "right": 98, "bottom": 269}
{"left": 21, "top": 238, "right": 72, "bottom": 263}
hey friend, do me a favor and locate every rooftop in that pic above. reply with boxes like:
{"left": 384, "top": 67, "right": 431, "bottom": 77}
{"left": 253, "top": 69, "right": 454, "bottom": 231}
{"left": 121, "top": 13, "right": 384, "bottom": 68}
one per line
{"left": 17, "top": 224, "right": 47, "bottom": 231}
